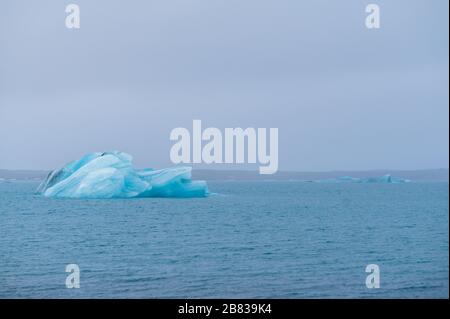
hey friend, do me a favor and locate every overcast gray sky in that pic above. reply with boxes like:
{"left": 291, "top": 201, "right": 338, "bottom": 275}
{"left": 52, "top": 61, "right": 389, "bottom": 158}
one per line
{"left": 0, "top": 0, "right": 448, "bottom": 171}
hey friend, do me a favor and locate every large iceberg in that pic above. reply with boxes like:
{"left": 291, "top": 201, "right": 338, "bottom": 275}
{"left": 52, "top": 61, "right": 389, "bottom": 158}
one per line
{"left": 36, "top": 151, "right": 208, "bottom": 198}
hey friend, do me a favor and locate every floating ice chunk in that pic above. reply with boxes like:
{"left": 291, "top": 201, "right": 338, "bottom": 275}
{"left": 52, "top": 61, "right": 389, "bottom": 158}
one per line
{"left": 361, "top": 174, "right": 410, "bottom": 183}
{"left": 316, "top": 174, "right": 410, "bottom": 183}
{"left": 314, "top": 176, "right": 362, "bottom": 183}
{"left": 37, "top": 151, "right": 208, "bottom": 198}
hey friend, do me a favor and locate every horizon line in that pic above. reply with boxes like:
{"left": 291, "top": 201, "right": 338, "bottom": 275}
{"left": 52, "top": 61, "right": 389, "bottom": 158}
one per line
{"left": 0, "top": 167, "right": 448, "bottom": 173}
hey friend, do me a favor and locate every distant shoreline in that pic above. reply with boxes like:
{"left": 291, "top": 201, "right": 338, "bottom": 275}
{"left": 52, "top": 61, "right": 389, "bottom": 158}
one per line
{"left": 1, "top": 168, "right": 448, "bottom": 182}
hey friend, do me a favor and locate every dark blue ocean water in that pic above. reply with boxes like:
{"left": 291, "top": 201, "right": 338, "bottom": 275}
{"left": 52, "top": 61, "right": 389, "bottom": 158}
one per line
{"left": 0, "top": 181, "right": 448, "bottom": 298}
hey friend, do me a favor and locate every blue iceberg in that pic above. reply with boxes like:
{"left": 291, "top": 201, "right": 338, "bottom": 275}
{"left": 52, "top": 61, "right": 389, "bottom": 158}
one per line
{"left": 36, "top": 151, "right": 208, "bottom": 198}
{"left": 316, "top": 174, "right": 410, "bottom": 184}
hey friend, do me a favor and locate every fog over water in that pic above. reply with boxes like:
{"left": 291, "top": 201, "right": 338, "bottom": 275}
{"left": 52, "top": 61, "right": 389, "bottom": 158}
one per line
{"left": 0, "top": 1, "right": 448, "bottom": 171}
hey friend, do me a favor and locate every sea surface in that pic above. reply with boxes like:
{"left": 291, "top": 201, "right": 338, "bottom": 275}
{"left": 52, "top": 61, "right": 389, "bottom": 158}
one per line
{"left": 0, "top": 181, "right": 448, "bottom": 298}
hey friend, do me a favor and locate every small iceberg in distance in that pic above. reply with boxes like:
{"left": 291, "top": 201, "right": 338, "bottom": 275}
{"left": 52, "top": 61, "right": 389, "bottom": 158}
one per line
{"left": 361, "top": 175, "right": 410, "bottom": 183}
{"left": 36, "top": 151, "right": 208, "bottom": 198}
{"left": 316, "top": 174, "right": 410, "bottom": 184}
